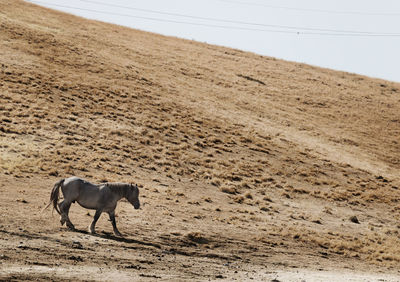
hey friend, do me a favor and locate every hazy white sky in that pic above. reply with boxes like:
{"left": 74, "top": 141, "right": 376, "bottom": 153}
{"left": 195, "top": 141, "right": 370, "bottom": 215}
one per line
{"left": 28, "top": 0, "right": 400, "bottom": 82}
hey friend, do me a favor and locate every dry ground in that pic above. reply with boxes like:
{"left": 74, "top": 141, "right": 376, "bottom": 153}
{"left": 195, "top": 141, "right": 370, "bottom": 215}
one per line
{"left": 1, "top": 0, "right": 400, "bottom": 280}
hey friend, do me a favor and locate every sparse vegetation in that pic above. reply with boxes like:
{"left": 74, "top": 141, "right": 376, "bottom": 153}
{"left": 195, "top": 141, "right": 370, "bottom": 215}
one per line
{"left": 0, "top": 0, "right": 400, "bottom": 280}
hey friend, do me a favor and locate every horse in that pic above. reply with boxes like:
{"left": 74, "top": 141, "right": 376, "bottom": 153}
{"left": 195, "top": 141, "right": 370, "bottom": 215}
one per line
{"left": 44, "top": 176, "right": 140, "bottom": 236}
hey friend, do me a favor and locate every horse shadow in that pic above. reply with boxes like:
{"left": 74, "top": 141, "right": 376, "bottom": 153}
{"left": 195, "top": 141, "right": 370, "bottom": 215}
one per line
{"left": 71, "top": 228, "right": 161, "bottom": 249}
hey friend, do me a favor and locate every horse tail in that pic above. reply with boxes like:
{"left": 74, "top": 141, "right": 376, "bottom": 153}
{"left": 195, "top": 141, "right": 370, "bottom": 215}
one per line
{"left": 43, "top": 178, "right": 64, "bottom": 214}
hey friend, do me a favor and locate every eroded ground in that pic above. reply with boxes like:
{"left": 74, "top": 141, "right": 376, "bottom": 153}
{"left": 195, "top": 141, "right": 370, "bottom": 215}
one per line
{"left": 1, "top": 1, "right": 400, "bottom": 280}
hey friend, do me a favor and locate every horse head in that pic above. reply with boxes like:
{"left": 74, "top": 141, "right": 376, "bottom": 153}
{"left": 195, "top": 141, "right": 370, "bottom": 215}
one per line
{"left": 127, "top": 184, "right": 140, "bottom": 209}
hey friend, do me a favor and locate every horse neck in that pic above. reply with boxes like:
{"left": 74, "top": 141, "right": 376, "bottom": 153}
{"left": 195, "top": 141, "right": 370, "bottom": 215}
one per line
{"left": 106, "top": 183, "right": 129, "bottom": 199}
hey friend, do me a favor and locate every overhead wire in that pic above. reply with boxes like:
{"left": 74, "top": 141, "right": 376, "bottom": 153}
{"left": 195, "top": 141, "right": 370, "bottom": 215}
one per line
{"left": 27, "top": 0, "right": 400, "bottom": 37}
{"left": 216, "top": 0, "right": 400, "bottom": 17}
{"left": 76, "top": 0, "right": 400, "bottom": 35}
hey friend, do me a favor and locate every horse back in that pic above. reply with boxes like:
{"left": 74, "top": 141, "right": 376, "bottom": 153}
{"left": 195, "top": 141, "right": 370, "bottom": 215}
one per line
{"left": 63, "top": 177, "right": 99, "bottom": 199}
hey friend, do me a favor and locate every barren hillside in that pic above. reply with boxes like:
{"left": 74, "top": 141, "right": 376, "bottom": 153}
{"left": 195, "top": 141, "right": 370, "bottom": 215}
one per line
{"left": 1, "top": 0, "right": 400, "bottom": 280}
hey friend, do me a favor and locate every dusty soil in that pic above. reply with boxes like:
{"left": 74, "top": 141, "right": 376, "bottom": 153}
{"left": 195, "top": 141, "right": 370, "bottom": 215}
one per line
{"left": 1, "top": 1, "right": 400, "bottom": 280}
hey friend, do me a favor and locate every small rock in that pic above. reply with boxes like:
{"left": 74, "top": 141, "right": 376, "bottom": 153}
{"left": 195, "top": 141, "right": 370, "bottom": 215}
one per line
{"left": 312, "top": 219, "right": 322, "bottom": 225}
{"left": 0, "top": 254, "right": 10, "bottom": 260}
{"left": 72, "top": 241, "right": 83, "bottom": 249}
{"left": 68, "top": 255, "right": 83, "bottom": 262}
{"left": 16, "top": 199, "right": 28, "bottom": 203}
{"left": 349, "top": 216, "right": 360, "bottom": 224}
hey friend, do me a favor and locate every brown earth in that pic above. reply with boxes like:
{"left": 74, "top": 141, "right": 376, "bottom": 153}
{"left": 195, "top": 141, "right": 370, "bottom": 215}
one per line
{"left": 1, "top": 0, "right": 400, "bottom": 280}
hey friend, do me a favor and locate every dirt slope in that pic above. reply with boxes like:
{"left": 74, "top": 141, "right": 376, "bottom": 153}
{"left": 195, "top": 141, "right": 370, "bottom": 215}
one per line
{"left": 1, "top": 0, "right": 400, "bottom": 280}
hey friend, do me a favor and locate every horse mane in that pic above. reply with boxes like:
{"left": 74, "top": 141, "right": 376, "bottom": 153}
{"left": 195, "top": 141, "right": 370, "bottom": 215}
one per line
{"left": 104, "top": 183, "right": 131, "bottom": 197}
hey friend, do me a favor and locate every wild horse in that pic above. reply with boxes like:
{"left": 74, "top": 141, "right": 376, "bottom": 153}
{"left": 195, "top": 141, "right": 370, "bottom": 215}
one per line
{"left": 44, "top": 176, "right": 140, "bottom": 236}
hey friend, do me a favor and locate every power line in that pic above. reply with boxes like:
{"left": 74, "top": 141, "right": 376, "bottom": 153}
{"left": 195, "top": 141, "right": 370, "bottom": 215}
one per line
{"left": 216, "top": 0, "right": 400, "bottom": 17}
{"left": 28, "top": 0, "right": 400, "bottom": 37}
{"left": 76, "top": 0, "right": 400, "bottom": 35}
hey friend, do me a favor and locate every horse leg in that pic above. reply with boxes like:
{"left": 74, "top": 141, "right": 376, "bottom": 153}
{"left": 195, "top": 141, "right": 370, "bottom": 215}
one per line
{"left": 89, "top": 209, "right": 102, "bottom": 234}
{"left": 58, "top": 200, "right": 66, "bottom": 226}
{"left": 59, "top": 201, "right": 75, "bottom": 230}
{"left": 108, "top": 211, "right": 122, "bottom": 237}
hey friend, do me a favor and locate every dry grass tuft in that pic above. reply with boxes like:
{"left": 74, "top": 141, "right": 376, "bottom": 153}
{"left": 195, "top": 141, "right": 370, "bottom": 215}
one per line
{"left": 220, "top": 185, "right": 238, "bottom": 195}
{"left": 186, "top": 232, "right": 209, "bottom": 244}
